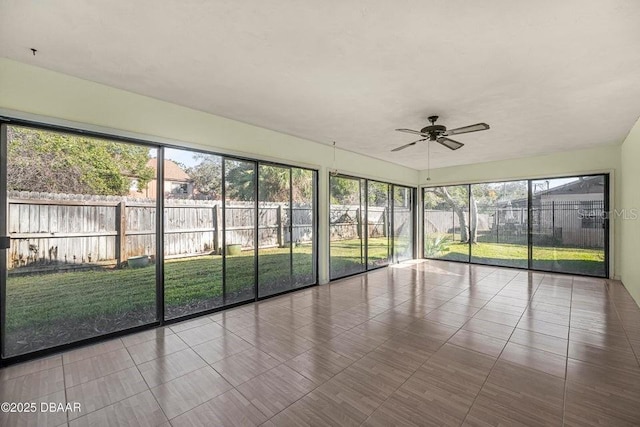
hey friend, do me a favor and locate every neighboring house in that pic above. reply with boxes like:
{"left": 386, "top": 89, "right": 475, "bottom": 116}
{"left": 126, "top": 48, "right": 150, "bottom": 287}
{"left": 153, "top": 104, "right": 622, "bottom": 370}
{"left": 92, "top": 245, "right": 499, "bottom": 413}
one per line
{"left": 492, "top": 176, "right": 605, "bottom": 247}
{"left": 533, "top": 176, "right": 605, "bottom": 247}
{"left": 129, "top": 159, "right": 194, "bottom": 199}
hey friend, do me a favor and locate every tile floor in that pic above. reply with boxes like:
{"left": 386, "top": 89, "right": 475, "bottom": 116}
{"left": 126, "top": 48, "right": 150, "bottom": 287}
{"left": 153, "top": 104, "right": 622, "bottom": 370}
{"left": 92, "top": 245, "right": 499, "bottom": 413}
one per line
{"left": 2, "top": 260, "right": 640, "bottom": 426}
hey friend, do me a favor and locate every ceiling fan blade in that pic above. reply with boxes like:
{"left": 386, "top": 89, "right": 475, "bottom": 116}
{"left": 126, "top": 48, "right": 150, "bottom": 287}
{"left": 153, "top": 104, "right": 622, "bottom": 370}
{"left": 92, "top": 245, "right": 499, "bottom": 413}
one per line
{"left": 443, "top": 123, "right": 489, "bottom": 136}
{"left": 436, "top": 137, "right": 464, "bottom": 150}
{"left": 391, "top": 138, "right": 427, "bottom": 152}
{"left": 395, "top": 128, "right": 428, "bottom": 136}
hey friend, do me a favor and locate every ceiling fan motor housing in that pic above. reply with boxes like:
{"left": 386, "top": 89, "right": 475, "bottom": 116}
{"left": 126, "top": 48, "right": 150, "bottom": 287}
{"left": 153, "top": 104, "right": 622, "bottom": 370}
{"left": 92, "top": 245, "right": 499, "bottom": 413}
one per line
{"left": 420, "top": 124, "right": 446, "bottom": 140}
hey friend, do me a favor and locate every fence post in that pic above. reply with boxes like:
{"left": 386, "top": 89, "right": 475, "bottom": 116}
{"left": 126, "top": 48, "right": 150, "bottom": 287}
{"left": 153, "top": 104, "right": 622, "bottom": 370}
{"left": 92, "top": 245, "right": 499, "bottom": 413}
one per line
{"left": 383, "top": 207, "right": 388, "bottom": 237}
{"left": 213, "top": 204, "right": 221, "bottom": 254}
{"left": 356, "top": 208, "right": 362, "bottom": 239}
{"left": 496, "top": 206, "right": 499, "bottom": 244}
{"left": 277, "top": 205, "right": 284, "bottom": 247}
{"left": 116, "top": 201, "right": 126, "bottom": 267}
{"left": 552, "top": 200, "right": 555, "bottom": 239}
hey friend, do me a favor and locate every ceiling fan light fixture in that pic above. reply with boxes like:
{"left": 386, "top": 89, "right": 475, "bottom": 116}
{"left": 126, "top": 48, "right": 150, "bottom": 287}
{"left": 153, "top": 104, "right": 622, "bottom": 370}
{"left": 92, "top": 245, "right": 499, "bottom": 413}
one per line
{"left": 392, "top": 116, "right": 489, "bottom": 152}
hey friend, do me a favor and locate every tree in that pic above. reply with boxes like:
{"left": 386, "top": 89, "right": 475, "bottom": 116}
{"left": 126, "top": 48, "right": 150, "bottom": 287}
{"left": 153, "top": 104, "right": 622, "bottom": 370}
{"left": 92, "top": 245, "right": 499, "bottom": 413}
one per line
{"left": 258, "top": 165, "right": 314, "bottom": 203}
{"left": 330, "top": 176, "right": 361, "bottom": 205}
{"left": 426, "top": 186, "right": 472, "bottom": 242}
{"left": 258, "top": 165, "right": 290, "bottom": 202}
{"left": 367, "top": 182, "right": 390, "bottom": 207}
{"left": 224, "top": 160, "right": 256, "bottom": 201}
{"left": 186, "top": 155, "right": 222, "bottom": 200}
{"left": 426, "top": 182, "right": 528, "bottom": 244}
{"left": 184, "top": 158, "right": 314, "bottom": 202}
{"left": 7, "top": 127, "right": 153, "bottom": 195}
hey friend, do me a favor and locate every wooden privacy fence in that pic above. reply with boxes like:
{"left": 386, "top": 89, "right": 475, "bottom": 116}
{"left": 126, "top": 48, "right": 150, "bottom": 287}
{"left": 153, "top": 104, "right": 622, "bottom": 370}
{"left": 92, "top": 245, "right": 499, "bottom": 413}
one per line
{"left": 7, "top": 191, "right": 314, "bottom": 272}
{"left": 424, "top": 210, "right": 490, "bottom": 237}
{"left": 329, "top": 205, "right": 412, "bottom": 241}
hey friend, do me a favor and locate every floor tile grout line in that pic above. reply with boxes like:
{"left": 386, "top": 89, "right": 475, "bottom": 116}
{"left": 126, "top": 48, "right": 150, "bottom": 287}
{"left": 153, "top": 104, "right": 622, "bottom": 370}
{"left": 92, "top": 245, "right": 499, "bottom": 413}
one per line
{"left": 235, "top": 267, "right": 480, "bottom": 424}
{"left": 66, "top": 389, "right": 157, "bottom": 425}
{"left": 62, "top": 336, "right": 211, "bottom": 396}
{"left": 359, "top": 267, "right": 521, "bottom": 426}
{"left": 4, "top": 264, "right": 628, "bottom": 426}
{"left": 234, "top": 327, "right": 377, "bottom": 424}
{"left": 124, "top": 340, "right": 171, "bottom": 423}
{"left": 126, "top": 333, "right": 191, "bottom": 366}
{"left": 209, "top": 278, "right": 396, "bottom": 422}
{"left": 0, "top": 354, "right": 63, "bottom": 384}
{"left": 60, "top": 339, "right": 126, "bottom": 366}
{"left": 561, "top": 277, "right": 575, "bottom": 426}
{"left": 459, "top": 273, "right": 547, "bottom": 425}
{"left": 61, "top": 352, "right": 69, "bottom": 426}
{"left": 65, "top": 338, "right": 162, "bottom": 422}
{"left": 64, "top": 360, "right": 136, "bottom": 391}
{"left": 606, "top": 280, "right": 640, "bottom": 367}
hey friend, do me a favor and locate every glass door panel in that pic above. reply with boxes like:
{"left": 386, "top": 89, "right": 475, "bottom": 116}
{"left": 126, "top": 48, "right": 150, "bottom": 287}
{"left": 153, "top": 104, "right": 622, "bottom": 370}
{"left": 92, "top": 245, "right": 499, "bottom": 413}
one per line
{"left": 291, "top": 168, "right": 316, "bottom": 288}
{"left": 531, "top": 175, "right": 607, "bottom": 276}
{"left": 423, "top": 185, "right": 470, "bottom": 261}
{"left": 3, "top": 125, "right": 158, "bottom": 358}
{"left": 163, "top": 148, "right": 223, "bottom": 319}
{"left": 224, "top": 159, "right": 256, "bottom": 304}
{"left": 470, "top": 181, "right": 528, "bottom": 268}
{"left": 329, "top": 175, "right": 365, "bottom": 279}
{"left": 393, "top": 186, "right": 414, "bottom": 262}
{"left": 367, "top": 181, "right": 391, "bottom": 268}
{"left": 257, "top": 164, "right": 291, "bottom": 297}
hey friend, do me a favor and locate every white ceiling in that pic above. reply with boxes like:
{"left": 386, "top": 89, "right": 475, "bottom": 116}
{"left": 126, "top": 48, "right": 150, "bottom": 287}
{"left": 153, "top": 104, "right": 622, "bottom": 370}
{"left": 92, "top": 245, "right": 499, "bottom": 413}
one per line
{"left": 1, "top": 0, "right": 639, "bottom": 170}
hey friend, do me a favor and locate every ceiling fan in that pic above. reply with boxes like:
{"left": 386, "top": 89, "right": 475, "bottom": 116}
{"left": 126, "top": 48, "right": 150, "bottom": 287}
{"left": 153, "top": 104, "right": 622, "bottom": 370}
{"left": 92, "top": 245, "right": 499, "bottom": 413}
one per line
{"left": 392, "top": 116, "right": 489, "bottom": 152}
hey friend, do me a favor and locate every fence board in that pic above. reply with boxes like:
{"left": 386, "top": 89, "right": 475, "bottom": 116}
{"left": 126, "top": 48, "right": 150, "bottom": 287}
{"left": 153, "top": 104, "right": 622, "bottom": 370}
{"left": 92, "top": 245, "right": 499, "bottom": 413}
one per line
{"left": 7, "top": 192, "right": 315, "bottom": 271}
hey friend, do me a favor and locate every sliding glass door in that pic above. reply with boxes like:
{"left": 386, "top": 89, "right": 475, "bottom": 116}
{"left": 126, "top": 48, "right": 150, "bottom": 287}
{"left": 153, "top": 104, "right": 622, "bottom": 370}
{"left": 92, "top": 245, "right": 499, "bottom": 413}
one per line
{"left": 2, "top": 125, "right": 159, "bottom": 358}
{"left": 423, "top": 174, "right": 609, "bottom": 277}
{"left": 423, "top": 185, "right": 470, "bottom": 262}
{"left": 0, "top": 121, "right": 318, "bottom": 363}
{"left": 393, "top": 186, "right": 414, "bottom": 262}
{"left": 329, "top": 175, "right": 366, "bottom": 279}
{"left": 257, "top": 164, "right": 292, "bottom": 297}
{"left": 531, "top": 175, "right": 607, "bottom": 276}
{"left": 291, "top": 168, "right": 316, "bottom": 288}
{"left": 330, "top": 174, "right": 416, "bottom": 280}
{"left": 163, "top": 149, "right": 223, "bottom": 320}
{"left": 224, "top": 159, "right": 257, "bottom": 305}
{"left": 257, "top": 165, "right": 317, "bottom": 297}
{"left": 470, "top": 181, "right": 528, "bottom": 268}
{"left": 367, "top": 181, "right": 391, "bottom": 268}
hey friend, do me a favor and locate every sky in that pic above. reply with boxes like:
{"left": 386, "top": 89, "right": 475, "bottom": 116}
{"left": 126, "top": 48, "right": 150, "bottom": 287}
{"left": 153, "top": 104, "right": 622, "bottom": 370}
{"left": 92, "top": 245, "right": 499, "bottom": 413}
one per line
{"left": 165, "top": 148, "right": 210, "bottom": 168}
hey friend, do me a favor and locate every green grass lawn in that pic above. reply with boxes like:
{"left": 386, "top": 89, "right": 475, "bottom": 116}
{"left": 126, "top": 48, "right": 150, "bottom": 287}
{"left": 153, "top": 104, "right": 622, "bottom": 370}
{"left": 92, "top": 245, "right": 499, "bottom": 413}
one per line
{"left": 5, "top": 237, "right": 395, "bottom": 353}
{"left": 5, "top": 245, "right": 316, "bottom": 355}
{"left": 427, "top": 240, "right": 605, "bottom": 276}
{"left": 5, "top": 235, "right": 603, "bottom": 356}
{"left": 329, "top": 236, "right": 411, "bottom": 278}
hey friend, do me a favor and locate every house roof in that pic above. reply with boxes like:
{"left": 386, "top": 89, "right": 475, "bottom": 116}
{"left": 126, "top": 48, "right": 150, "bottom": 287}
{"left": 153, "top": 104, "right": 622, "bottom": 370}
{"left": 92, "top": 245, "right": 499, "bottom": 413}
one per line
{"left": 146, "top": 159, "right": 191, "bottom": 182}
{"left": 535, "top": 176, "right": 604, "bottom": 197}
{"left": 494, "top": 176, "right": 604, "bottom": 207}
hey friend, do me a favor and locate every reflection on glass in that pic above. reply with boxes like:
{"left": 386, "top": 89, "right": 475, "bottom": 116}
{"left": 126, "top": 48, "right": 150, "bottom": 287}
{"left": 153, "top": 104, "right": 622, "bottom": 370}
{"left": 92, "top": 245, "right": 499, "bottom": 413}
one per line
{"left": 291, "top": 168, "right": 316, "bottom": 288}
{"left": 163, "top": 149, "right": 223, "bottom": 320}
{"left": 1, "top": 126, "right": 320, "bottom": 360}
{"left": 470, "top": 181, "right": 528, "bottom": 268}
{"left": 423, "top": 185, "right": 470, "bottom": 261}
{"left": 329, "top": 176, "right": 365, "bottom": 279}
{"left": 4, "top": 126, "right": 157, "bottom": 357}
{"left": 224, "top": 159, "right": 256, "bottom": 304}
{"left": 393, "top": 186, "right": 414, "bottom": 262}
{"left": 367, "top": 181, "right": 391, "bottom": 268}
{"left": 257, "top": 164, "right": 292, "bottom": 297}
{"left": 531, "top": 175, "right": 606, "bottom": 276}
